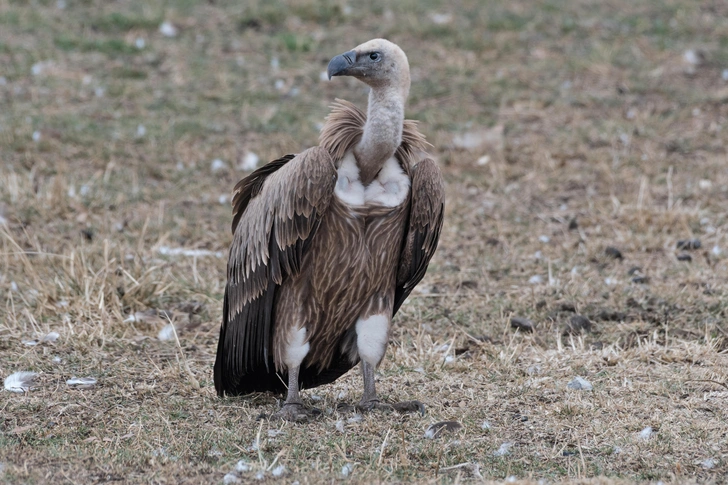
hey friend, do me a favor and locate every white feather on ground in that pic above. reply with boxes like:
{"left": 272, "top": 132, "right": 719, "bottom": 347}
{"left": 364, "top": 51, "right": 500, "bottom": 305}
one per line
{"left": 66, "top": 377, "right": 97, "bottom": 389}
{"left": 4, "top": 371, "right": 37, "bottom": 393}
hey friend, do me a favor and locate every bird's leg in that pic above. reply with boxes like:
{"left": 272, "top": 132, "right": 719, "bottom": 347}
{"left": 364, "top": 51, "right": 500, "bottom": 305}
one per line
{"left": 271, "top": 365, "right": 321, "bottom": 422}
{"left": 355, "top": 360, "right": 425, "bottom": 415}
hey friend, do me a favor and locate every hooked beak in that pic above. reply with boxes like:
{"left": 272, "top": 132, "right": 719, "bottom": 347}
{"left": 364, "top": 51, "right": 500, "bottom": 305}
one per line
{"left": 327, "top": 50, "right": 357, "bottom": 79}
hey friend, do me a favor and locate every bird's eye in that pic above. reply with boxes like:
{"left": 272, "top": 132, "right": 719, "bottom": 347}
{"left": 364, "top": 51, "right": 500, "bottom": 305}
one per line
{"left": 369, "top": 52, "right": 381, "bottom": 62}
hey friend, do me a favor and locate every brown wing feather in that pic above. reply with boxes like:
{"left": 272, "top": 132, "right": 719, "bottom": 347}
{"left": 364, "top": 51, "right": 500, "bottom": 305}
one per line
{"left": 394, "top": 158, "right": 445, "bottom": 315}
{"left": 214, "top": 147, "right": 337, "bottom": 396}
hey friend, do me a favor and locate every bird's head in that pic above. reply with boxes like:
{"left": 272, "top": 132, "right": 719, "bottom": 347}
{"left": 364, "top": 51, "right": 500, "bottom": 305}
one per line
{"left": 327, "top": 39, "right": 410, "bottom": 93}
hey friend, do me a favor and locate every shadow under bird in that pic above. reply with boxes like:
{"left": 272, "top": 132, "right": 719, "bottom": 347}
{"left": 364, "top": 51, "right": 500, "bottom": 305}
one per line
{"left": 214, "top": 39, "right": 445, "bottom": 421}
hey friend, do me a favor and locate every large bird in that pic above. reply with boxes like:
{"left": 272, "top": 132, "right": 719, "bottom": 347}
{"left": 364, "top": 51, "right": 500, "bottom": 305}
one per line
{"left": 214, "top": 39, "right": 445, "bottom": 421}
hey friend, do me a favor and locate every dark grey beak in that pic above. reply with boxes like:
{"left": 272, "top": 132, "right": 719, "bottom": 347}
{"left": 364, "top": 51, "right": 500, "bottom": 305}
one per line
{"left": 327, "top": 50, "right": 356, "bottom": 79}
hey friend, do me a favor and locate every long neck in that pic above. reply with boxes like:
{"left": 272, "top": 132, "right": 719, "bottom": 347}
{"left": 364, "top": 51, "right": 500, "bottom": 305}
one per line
{"left": 354, "top": 85, "right": 405, "bottom": 185}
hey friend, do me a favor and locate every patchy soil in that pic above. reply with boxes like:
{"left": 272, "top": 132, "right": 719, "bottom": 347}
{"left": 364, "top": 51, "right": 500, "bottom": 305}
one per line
{"left": 1, "top": 0, "right": 727, "bottom": 483}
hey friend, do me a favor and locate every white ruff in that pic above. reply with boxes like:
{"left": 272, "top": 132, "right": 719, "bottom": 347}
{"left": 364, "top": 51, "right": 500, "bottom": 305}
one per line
{"left": 355, "top": 314, "right": 390, "bottom": 365}
{"left": 334, "top": 151, "right": 410, "bottom": 208}
{"left": 284, "top": 326, "right": 310, "bottom": 368}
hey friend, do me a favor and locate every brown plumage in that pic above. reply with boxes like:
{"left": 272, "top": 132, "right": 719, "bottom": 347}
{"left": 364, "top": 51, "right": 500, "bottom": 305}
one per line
{"left": 214, "top": 39, "right": 445, "bottom": 420}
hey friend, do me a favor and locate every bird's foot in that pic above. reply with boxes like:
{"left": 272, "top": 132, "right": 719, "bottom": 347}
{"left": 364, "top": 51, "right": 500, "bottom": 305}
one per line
{"left": 271, "top": 402, "right": 321, "bottom": 422}
{"left": 355, "top": 399, "right": 425, "bottom": 415}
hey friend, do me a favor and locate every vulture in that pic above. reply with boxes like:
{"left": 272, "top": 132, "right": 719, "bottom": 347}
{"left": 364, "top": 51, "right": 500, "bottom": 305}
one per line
{"left": 214, "top": 39, "right": 445, "bottom": 421}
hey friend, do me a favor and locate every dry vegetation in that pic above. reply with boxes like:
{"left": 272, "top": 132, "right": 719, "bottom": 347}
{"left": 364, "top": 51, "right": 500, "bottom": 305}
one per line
{"left": 1, "top": 0, "right": 728, "bottom": 483}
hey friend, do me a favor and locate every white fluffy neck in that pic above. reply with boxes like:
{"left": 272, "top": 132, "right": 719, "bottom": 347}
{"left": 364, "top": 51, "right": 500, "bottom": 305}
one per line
{"left": 354, "top": 85, "right": 406, "bottom": 186}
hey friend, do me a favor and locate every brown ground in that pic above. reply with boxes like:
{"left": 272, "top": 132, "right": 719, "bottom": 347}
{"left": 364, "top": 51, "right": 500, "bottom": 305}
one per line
{"left": 1, "top": 0, "right": 727, "bottom": 483}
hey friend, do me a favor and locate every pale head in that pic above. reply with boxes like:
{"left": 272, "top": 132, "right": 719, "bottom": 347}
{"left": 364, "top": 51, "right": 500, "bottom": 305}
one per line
{"left": 327, "top": 39, "right": 410, "bottom": 95}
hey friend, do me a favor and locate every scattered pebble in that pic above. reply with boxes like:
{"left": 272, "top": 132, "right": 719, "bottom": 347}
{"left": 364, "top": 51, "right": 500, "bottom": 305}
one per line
{"left": 66, "top": 377, "right": 97, "bottom": 389}
{"left": 136, "top": 124, "right": 146, "bottom": 137}
{"left": 239, "top": 152, "right": 260, "bottom": 171}
{"left": 254, "top": 471, "right": 265, "bottom": 480}
{"left": 341, "top": 463, "right": 354, "bottom": 477}
{"left": 429, "top": 12, "right": 452, "bottom": 25}
{"left": 701, "top": 458, "right": 716, "bottom": 469}
{"left": 493, "top": 442, "right": 512, "bottom": 457}
{"left": 538, "top": 235, "right": 550, "bottom": 243}
{"left": 638, "top": 426, "right": 653, "bottom": 440}
{"left": 510, "top": 317, "right": 534, "bottom": 333}
{"left": 683, "top": 49, "right": 701, "bottom": 66}
{"left": 159, "top": 21, "right": 178, "bottom": 38}
{"left": 210, "top": 159, "right": 227, "bottom": 173}
{"left": 631, "top": 276, "right": 649, "bottom": 284}
{"left": 271, "top": 465, "right": 285, "bottom": 477}
{"left": 528, "top": 275, "right": 544, "bottom": 285}
{"left": 676, "top": 253, "right": 692, "bottom": 262}
{"left": 567, "top": 376, "right": 593, "bottom": 391}
{"left": 425, "top": 421, "right": 462, "bottom": 439}
{"left": 274, "top": 79, "right": 285, "bottom": 91}
{"left": 604, "top": 277, "right": 618, "bottom": 286}
{"left": 676, "top": 238, "right": 701, "bottom": 250}
{"left": 31, "top": 61, "right": 52, "bottom": 76}
{"left": 270, "top": 57, "right": 279, "bottom": 70}
{"left": 235, "top": 460, "right": 251, "bottom": 473}
{"left": 52, "top": 356, "right": 62, "bottom": 364}
{"left": 135, "top": 38, "right": 146, "bottom": 49}
{"left": 723, "top": 69, "right": 728, "bottom": 82}
{"left": 568, "top": 218, "right": 578, "bottom": 230}
{"left": 223, "top": 473, "right": 239, "bottom": 484}
{"left": 32, "top": 131, "right": 41, "bottom": 142}
{"left": 476, "top": 155, "right": 490, "bottom": 166}
{"left": 564, "top": 315, "right": 592, "bottom": 335}
{"left": 605, "top": 246, "right": 623, "bottom": 260}
{"left": 711, "top": 245, "right": 721, "bottom": 256}
{"left": 481, "top": 420, "right": 491, "bottom": 430}
{"left": 4, "top": 371, "right": 38, "bottom": 393}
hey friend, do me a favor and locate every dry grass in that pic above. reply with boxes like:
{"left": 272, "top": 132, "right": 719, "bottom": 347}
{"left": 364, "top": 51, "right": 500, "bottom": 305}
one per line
{"left": 1, "top": 0, "right": 727, "bottom": 483}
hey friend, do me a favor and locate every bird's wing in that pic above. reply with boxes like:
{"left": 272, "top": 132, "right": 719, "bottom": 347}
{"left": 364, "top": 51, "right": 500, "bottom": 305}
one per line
{"left": 214, "top": 147, "right": 337, "bottom": 396}
{"left": 393, "top": 158, "right": 445, "bottom": 315}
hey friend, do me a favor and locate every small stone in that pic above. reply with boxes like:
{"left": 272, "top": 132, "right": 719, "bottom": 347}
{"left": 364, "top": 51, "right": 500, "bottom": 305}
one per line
{"left": 701, "top": 458, "right": 716, "bottom": 469}
{"left": 605, "top": 246, "right": 623, "bottom": 260}
{"left": 723, "top": 69, "right": 728, "bottom": 82}
{"left": 210, "top": 159, "right": 227, "bottom": 173}
{"left": 564, "top": 315, "right": 591, "bottom": 335}
{"left": 425, "top": 421, "right": 462, "bottom": 439}
{"left": 341, "top": 463, "right": 354, "bottom": 477}
{"left": 476, "top": 155, "right": 490, "bottom": 166}
{"left": 271, "top": 465, "right": 285, "bottom": 477}
{"left": 528, "top": 275, "right": 544, "bottom": 285}
{"left": 568, "top": 218, "right": 578, "bottom": 230}
{"left": 239, "top": 152, "right": 260, "bottom": 171}
{"left": 136, "top": 124, "right": 146, "bottom": 137}
{"left": 676, "top": 253, "right": 692, "bottom": 262}
{"left": 567, "top": 376, "right": 593, "bottom": 391}
{"left": 135, "top": 38, "right": 146, "bottom": 49}
{"left": 159, "top": 21, "right": 178, "bottom": 38}
{"left": 32, "top": 131, "right": 41, "bottom": 142}
{"left": 627, "top": 266, "right": 641, "bottom": 275}
{"left": 481, "top": 420, "right": 491, "bottom": 430}
{"left": 235, "top": 460, "right": 251, "bottom": 473}
{"left": 631, "top": 276, "right": 649, "bottom": 284}
{"left": 538, "top": 235, "right": 550, "bottom": 243}
{"left": 510, "top": 317, "right": 534, "bottom": 333}
{"left": 676, "top": 239, "right": 701, "bottom": 250}
{"left": 223, "top": 473, "right": 239, "bottom": 484}
{"left": 683, "top": 49, "right": 701, "bottom": 65}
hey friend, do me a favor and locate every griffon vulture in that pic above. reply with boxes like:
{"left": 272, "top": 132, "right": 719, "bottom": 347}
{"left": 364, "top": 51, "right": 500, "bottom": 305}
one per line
{"left": 214, "top": 39, "right": 445, "bottom": 421}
